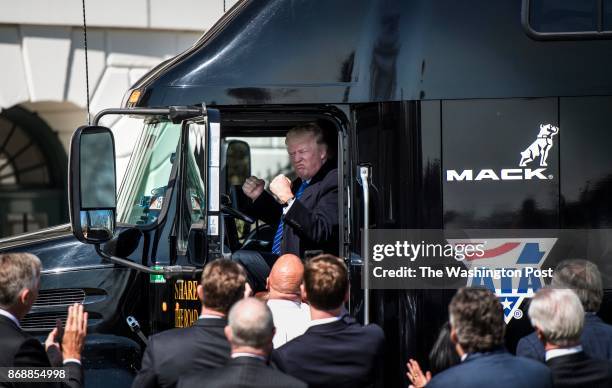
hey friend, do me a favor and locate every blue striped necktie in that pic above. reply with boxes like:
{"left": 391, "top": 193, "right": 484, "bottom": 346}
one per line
{"left": 272, "top": 180, "right": 309, "bottom": 255}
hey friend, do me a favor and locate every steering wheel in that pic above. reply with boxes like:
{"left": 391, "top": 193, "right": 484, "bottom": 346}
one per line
{"left": 221, "top": 204, "right": 255, "bottom": 224}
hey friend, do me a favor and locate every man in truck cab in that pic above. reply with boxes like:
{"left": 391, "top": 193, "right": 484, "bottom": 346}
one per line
{"left": 235, "top": 122, "right": 339, "bottom": 291}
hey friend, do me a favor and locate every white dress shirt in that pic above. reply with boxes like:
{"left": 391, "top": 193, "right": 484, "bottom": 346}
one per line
{"left": 307, "top": 315, "right": 342, "bottom": 328}
{"left": 267, "top": 299, "right": 310, "bottom": 348}
{"left": 282, "top": 179, "right": 311, "bottom": 214}
{"left": 545, "top": 345, "right": 583, "bottom": 361}
{"left": 0, "top": 308, "right": 20, "bottom": 328}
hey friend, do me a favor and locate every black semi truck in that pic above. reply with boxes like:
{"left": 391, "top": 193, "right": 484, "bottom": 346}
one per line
{"left": 3, "top": 0, "right": 612, "bottom": 386}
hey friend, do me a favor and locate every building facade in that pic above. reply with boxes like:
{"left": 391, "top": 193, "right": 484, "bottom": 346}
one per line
{"left": 0, "top": 0, "right": 240, "bottom": 237}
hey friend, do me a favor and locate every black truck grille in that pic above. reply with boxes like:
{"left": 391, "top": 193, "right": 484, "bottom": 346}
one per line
{"left": 21, "top": 311, "right": 68, "bottom": 331}
{"left": 32, "top": 288, "right": 85, "bottom": 308}
{"left": 22, "top": 289, "right": 86, "bottom": 331}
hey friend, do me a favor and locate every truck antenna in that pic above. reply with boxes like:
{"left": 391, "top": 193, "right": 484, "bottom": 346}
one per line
{"left": 81, "top": 0, "right": 91, "bottom": 125}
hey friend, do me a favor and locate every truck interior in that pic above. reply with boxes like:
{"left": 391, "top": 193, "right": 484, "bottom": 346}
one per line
{"left": 108, "top": 108, "right": 347, "bottom": 264}
{"left": 217, "top": 111, "right": 344, "bottom": 261}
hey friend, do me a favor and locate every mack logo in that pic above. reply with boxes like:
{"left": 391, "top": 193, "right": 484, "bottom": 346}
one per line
{"left": 446, "top": 168, "right": 548, "bottom": 181}
{"left": 445, "top": 123, "right": 558, "bottom": 182}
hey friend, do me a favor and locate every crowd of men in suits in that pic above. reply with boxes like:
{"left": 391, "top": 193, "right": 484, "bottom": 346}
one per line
{"left": 407, "top": 259, "right": 612, "bottom": 388}
{"left": 3, "top": 250, "right": 612, "bottom": 387}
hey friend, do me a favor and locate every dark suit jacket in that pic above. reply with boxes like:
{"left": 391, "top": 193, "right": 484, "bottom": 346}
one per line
{"left": 517, "top": 313, "right": 612, "bottom": 361}
{"left": 271, "top": 315, "right": 385, "bottom": 388}
{"left": 547, "top": 351, "right": 612, "bottom": 388}
{"left": 427, "top": 349, "right": 552, "bottom": 388}
{"left": 249, "top": 160, "right": 339, "bottom": 256}
{"left": 0, "top": 315, "right": 82, "bottom": 388}
{"left": 177, "top": 356, "right": 306, "bottom": 388}
{"left": 131, "top": 317, "right": 230, "bottom": 388}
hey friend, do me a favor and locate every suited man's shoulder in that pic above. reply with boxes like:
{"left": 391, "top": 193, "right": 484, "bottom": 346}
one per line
{"left": 585, "top": 314, "right": 612, "bottom": 336}
{"left": 178, "top": 360, "right": 307, "bottom": 388}
{"left": 318, "top": 165, "right": 338, "bottom": 186}
{"left": 0, "top": 318, "right": 46, "bottom": 366}
{"left": 429, "top": 352, "right": 551, "bottom": 388}
{"left": 275, "top": 319, "right": 384, "bottom": 356}
{"left": 516, "top": 331, "right": 545, "bottom": 360}
{"left": 148, "top": 320, "right": 229, "bottom": 360}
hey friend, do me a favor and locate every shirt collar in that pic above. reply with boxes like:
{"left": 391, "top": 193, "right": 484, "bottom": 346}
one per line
{"left": 267, "top": 299, "right": 302, "bottom": 308}
{"left": 308, "top": 315, "right": 342, "bottom": 328}
{"left": 199, "top": 314, "right": 224, "bottom": 319}
{"left": 231, "top": 352, "right": 267, "bottom": 361}
{"left": 545, "top": 345, "right": 583, "bottom": 361}
{"left": 0, "top": 308, "right": 20, "bottom": 329}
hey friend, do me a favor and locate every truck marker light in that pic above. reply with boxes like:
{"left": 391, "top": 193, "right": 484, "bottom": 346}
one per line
{"left": 128, "top": 90, "right": 141, "bottom": 105}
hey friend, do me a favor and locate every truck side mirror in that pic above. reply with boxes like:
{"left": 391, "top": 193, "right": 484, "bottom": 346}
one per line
{"left": 69, "top": 126, "right": 117, "bottom": 244}
{"left": 225, "top": 140, "right": 251, "bottom": 186}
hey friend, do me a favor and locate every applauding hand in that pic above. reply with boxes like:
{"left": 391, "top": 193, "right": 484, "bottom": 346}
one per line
{"left": 406, "top": 358, "right": 432, "bottom": 388}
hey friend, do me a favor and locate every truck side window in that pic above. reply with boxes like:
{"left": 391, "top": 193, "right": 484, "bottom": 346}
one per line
{"left": 117, "top": 120, "right": 182, "bottom": 226}
{"left": 177, "top": 125, "right": 207, "bottom": 252}
{"left": 523, "top": 0, "right": 612, "bottom": 38}
{"left": 529, "top": 0, "right": 598, "bottom": 33}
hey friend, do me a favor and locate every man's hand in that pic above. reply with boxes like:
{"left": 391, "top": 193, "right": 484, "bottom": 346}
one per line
{"left": 45, "top": 327, "right": 61, "bottom": 353}
{"left": 269, "top": 175, "right": 293, "bottom": 204}
{"left": 243, "top": 283, "right": 253, "bottom": 299}
{"left": 61, "top": 304, "right": 88, "bottom": 361}
{"left": 242, "top": 176, "right": 265, "bottom": 201}
{"left": 406, "top": 359, "right": 431, "bottom": 388}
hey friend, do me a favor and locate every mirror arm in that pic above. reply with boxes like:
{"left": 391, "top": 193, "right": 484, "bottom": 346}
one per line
{"left": 93, "top": 107, "right": 205, "bottom": 126}
{"left": 95, "top": 244, "right": 202, "bottom": 278}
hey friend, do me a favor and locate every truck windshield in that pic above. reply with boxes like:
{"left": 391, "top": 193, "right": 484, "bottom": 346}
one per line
{"left": 117, "top": 119, "right": 181, "bottom": 226}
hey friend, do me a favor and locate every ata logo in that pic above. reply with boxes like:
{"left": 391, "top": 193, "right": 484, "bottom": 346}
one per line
{"left": 446, "top": 123, "right": 559, "bottom": 182}
{"left": 448, "top": 238, "right": 557, "bottom": 323}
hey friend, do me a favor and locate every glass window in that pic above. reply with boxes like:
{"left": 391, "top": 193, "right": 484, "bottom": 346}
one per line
{"left": 0, "top": 116, "right": 50, "bottom": 186}
{"left": 529, "top": 0, "right": 598, "bottom": 33}
{"left": 117, "top": 120, "right": 181, "bottom": 226}
{"left": 178, "top": 123, "right": 208, "bottom": 253}
{"left": 605, "top": 0, "right": 612, "bottom": 30}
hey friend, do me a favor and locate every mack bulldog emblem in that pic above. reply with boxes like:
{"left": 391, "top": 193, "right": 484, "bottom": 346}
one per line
{"left": 518, "top": 124, "right": 559, "bottom": 167}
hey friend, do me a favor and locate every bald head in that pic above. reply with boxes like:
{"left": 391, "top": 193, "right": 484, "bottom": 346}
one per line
{"left": 227, "top": 297, "right": 274, "bottom": 349}
{"left": 268, "top": 254, "right": 304, "bottom": 299}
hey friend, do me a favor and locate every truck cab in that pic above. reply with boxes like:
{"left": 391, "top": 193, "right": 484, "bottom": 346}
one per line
{"left": 3, "top": 0, "right": 612, "bottom": 386}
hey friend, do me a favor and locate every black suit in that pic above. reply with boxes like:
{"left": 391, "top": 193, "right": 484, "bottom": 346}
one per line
{"left": 271, "top": 315, "right": 385, "bottom": 388}
{"left": 177, "top": 356, "right": 306, "bottom": 388}
{"left": 249, "top": 160, "right": 339, "bottom": 257}
{"left": 427, "top": 349, "right": 551, "bottom": 388}
{"left": 547, "top": 351, "right": 612, "bottom": 388}
{"left": 517, "top": 313, "right": 612, "bottom": 361}
{"left": 0, "top": 315, "right": 83, "bottom": 388}
{"left": 131, "top": 317, "right": 230, "bottom": 388}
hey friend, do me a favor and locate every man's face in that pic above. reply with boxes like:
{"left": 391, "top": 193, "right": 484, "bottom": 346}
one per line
{"left": 286, "top": 133, "right": 327, "bottom": 180}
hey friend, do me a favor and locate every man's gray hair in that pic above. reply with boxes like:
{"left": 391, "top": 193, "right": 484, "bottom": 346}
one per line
{"left": 551, "top": 259, "right": 603, "bottom": 312}
{"left": 0, "top": 253, "right": 41, "bottom": 308}
{"left": 528, "top": 287, "right": 584, "bottom": 347}
{"left": 285, "top": 122, "right": 325, "bottom": 145}
{"left": 228, "top": 297, "right": 274, "bottom": 349}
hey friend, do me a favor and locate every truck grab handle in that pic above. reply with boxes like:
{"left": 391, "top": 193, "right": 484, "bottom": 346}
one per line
{"left": 95, "top": 244, "right": 202, "bottom": 279}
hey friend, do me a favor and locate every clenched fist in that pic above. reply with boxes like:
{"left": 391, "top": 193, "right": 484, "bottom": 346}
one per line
{"left": 270, "top": 174, "right": 293, "bottom": 204}
{"left": 242, "top": 176, "right": 265, "bottom": 201}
